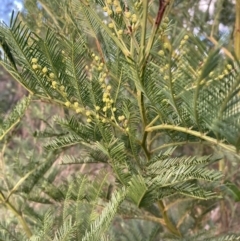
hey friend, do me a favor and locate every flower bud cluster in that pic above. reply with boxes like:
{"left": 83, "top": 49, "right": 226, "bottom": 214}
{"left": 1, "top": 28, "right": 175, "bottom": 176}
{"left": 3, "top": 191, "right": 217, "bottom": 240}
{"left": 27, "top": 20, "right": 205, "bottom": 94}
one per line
{"left": 31, "top": 57, "right": 70, "bottom": 102}
{"left": 85, "top": 53, "right": 129, "bottom": 130}
{"left": 214, "top": 64, "right": 233, "bottom": 81}
{"left": 158, "top": 17, "right": 170, "bottom": 41}
{"left": 102, "top": 0, "right": 141, "bottom": 36}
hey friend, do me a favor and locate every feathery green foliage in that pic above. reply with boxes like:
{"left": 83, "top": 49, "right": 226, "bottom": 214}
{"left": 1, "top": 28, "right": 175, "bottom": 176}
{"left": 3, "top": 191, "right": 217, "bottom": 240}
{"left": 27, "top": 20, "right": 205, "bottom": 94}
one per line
{"left": 0, "top": 0, "right": 240, "bottom": 240}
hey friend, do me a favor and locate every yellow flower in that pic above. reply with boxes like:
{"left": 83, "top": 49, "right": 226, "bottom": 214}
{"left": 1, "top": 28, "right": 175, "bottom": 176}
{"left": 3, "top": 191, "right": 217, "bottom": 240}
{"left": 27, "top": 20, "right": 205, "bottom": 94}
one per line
{"left": 42, "top": 67, "right": 48, "bottom": 74}
{"left": 31, "top": 58, "right": 38, "bottom": 63}
{"left": 65, "top": 101, "right": 71, "bottom": 107}
{"left": 73, "top": 102, "right": 79, "bottom": 108}
{"left": 49, "top": 73, "right": 55, "bottom": 79}
{"left": 118, "top": 29, "right": 123, "bottom": 35}
{"left": 125, "top": 12, "right": 131, "bottom": 19}
{"left": 103, "top": 92, "right": 109, "bottom": 98}
{"left": 32, "top": 64, "right": 38, "bottom": 70}
{"left": 113, "top": 0, "right": 118, "bottom": 6}
{"left": 52, "top": 81, "right": 57, "bottom": 87}
{"left": 163, "top": 42, "right": 170, "bottom": 49}
{"left": 107, "top": 9, "right": 113, "bottom": 15}
{"left": 158, "top": 50, "right": 164, "bottom": 56}
{"left": 116, "top": 6, "right": 122, "bottom": 14}
{"left": 131, "top": 14, "right": 137, "bottom": 23}
{"left": 76, "top": 108, "right": 82, "bottom": 113}
{"left": 180, "top": 40, "right": 186, "bottom": 45}
{"left": 108, "top": 23, "right": 114, "bottom": 28}
{"left": 86, "top": 110, "right": 91, "bottom": 116}
{"left": 227, "top": 64, "right": 232, "bottom": 70}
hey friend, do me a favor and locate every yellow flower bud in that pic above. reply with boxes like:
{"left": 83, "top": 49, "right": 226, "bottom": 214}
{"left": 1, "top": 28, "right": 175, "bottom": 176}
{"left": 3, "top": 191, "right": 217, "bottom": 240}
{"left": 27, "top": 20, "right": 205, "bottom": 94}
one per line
{"left": 49, "top": 73, "right": 55, "bottom": 78}
{"left": 42, "top": 67, "right": 48, "bottom": 74}
{"left": 76, "top": 108, "right": 82, "bottom": 113}
{"left": 87, "top": 118, "right": 92, "bottom": 123}
{"left": 163, "top": 75, "right": 169, "bottom": 80}
{"left": 113, "top": 0, "right": 118, "bottom": 6}
{"left": 131, "top": 14, "right": 137, "bottom": 23}
{"left": 32, "top": 64, "right": 38, "bottom": 70}
{"left": 73, "top": 102, "right": 79, "bottom": 108}
{"left": 227, "top": 64, "right": 232, "bottom": 70}
{"left": 118, "top": 29, "right": 123, "bottom": 35}
{"left": 65, "top": 101, "right": 71, "bottom": 107}
{"left": 52, "top": 81, "right": 57, "bottom": 86}
{"left": 164, "top": 17, "right": 169, "bottom": 23}
{"left": 180, "top": 40, "right": 186, "bottom": 45}
{"left": 159, "top": 68, "right": 164, "bottom": 73}
{"left": 163, "top": 42, "right": 170, "bottom": 49}
{"left": 125, "top": 12, "right": 131, "bottom": 19}
{"left": 107, "top": 9, "right": 113, "bottom": 15}
{"left": 103, "top": 93, "right": 109, "bottom": 98}
{"left": 158, "top": 50, "right": 164, "bottom": 56}
{"left": 108, "top": 23, "right": 114, "bottom": 28}
{"left": 86, "top": 110, "right": 91, "bottom": 116}
{"left": 95, "top": 106, "right": 100, "bottom": 111}
{"left": 116, "top": 6, "right": 122, "bottom": 14}
{"left": 219, "top": 74, "right": 224, "bottom": 80}
{"left": 31, "top": 58, "right": 38, "bottom": 63}
{"left": 224, "top": 69, "right": 229, "bottom": 75}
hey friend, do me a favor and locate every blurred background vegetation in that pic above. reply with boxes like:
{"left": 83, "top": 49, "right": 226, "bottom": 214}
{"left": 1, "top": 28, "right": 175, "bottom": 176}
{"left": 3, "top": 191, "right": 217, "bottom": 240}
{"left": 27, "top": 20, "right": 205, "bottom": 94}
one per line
{"left": 0, "top": 0, "right": 240, "bottom": 239}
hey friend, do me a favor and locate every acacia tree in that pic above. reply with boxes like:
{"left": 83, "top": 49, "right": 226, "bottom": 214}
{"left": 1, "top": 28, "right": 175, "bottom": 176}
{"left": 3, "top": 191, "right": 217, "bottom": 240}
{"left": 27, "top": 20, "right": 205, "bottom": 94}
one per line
{"left": 0, "top": 0, "right": 240, "bottom": 240}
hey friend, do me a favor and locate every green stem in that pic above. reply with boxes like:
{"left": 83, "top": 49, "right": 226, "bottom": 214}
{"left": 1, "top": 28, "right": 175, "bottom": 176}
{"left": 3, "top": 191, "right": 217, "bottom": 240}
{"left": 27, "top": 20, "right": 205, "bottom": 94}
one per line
{"left": 0, "top": 191, "right": 32, "bottom": 238}
{"left": 145, "top": 124, "right": 235, "bottom": 153}
{"left": 139, "top": 0, "right": 148, "bottom": 64}
{"left": 158, "top": 200, "right": 181, "bottom": 236}
{"left": 234, "top": 0, "right": 240, "bottom": 59}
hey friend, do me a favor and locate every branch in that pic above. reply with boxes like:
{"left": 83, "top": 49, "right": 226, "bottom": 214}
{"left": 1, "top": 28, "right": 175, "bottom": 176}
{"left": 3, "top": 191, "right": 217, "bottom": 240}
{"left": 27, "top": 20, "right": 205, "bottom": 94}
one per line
{"left": 145, "top": 124, "right": 236, "bottom": 153}
{"left": 207, "top": 36, "right": 234, "bottom": 60}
